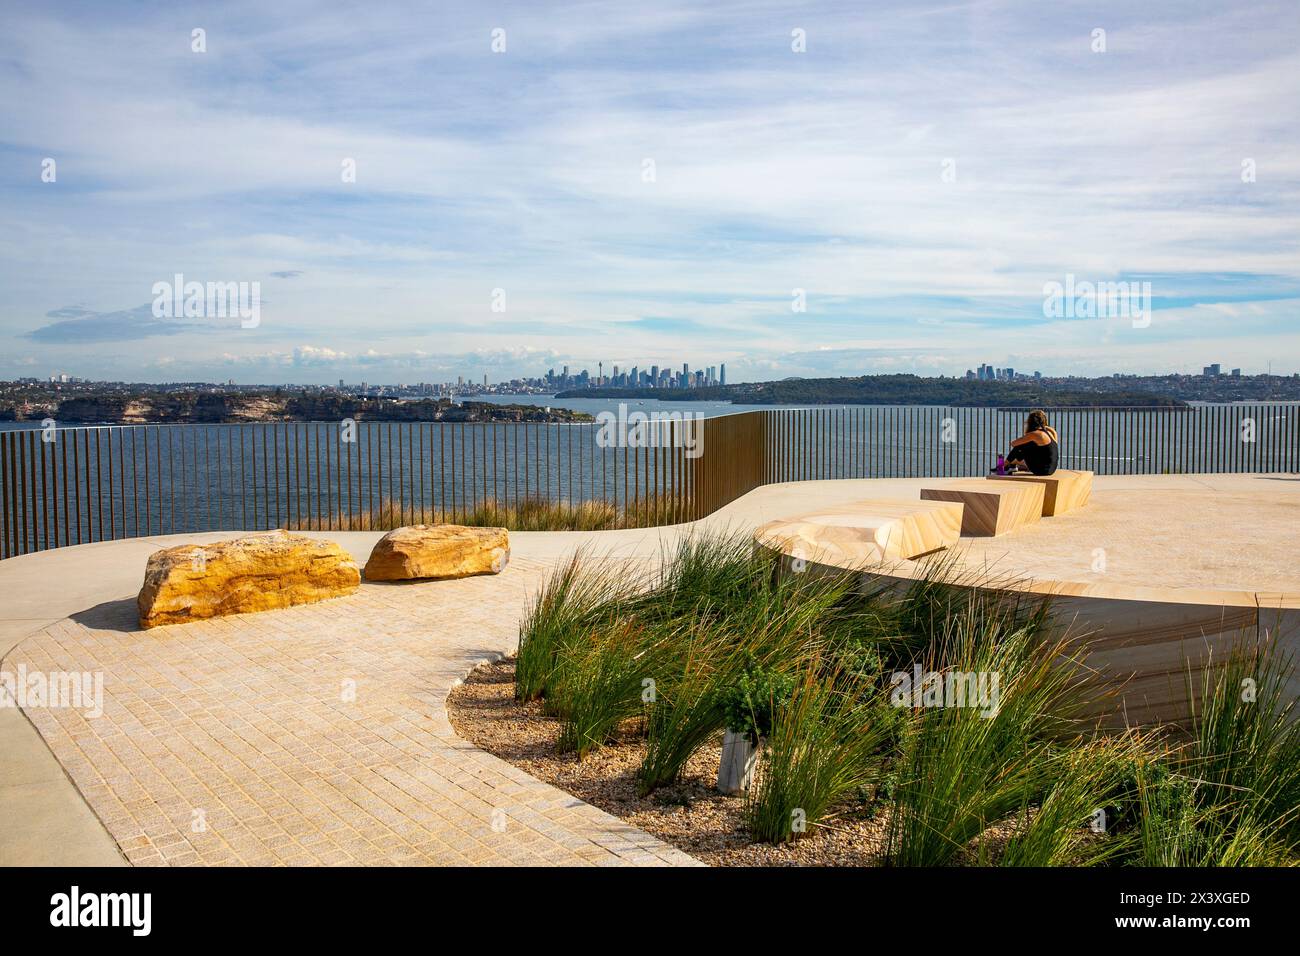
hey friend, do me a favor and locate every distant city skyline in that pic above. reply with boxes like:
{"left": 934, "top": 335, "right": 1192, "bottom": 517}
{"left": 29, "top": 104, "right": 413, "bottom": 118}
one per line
{"left": 14, "top": 359, "right": 1292, "bottom": 393}
{"left": 2, "top": 2, "right": 1298, "bottom": 384}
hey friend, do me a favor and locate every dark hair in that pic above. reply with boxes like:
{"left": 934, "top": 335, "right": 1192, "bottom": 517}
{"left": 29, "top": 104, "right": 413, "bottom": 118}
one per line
{"left": 1026, "top": 409, "right": 1049, "bottom": 432}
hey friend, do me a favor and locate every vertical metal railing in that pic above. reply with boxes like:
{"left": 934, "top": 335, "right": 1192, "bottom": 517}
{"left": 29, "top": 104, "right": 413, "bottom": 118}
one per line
{"left": 1, "top": 405, "right": 1297, "bottom": 559}
{"left": 760, "top": 404, "right": 1300, "bottom": 482}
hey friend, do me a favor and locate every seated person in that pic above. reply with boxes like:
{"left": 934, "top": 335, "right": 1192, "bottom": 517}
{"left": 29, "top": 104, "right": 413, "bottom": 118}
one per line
{"left": 1004, "top": 410, "right": 1059, "bottom": 476}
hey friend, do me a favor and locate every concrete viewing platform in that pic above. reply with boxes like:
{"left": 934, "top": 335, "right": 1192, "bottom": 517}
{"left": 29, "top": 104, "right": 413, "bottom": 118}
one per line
{"left": 1, "top": 473, "right": 1297, "bottom": 866}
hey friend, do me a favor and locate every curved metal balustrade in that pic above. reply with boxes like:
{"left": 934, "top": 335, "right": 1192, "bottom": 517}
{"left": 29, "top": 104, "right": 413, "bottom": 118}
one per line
{"left": 2, "top": 405, "right": 1296, "bottom": 559}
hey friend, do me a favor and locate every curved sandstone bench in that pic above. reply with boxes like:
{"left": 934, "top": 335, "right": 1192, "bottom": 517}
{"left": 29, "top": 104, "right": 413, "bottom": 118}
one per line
{"left": 752, "top": 535, "right": 1300, "bottom": 727}
{"left": 755, "top": 498, "right": 965, "bottom": 564}
{"left": 920, "top": 479, "right": 1045, "bottom": 537}
{"left": 987, "top": 468, "right": 1094, "bottom": 516}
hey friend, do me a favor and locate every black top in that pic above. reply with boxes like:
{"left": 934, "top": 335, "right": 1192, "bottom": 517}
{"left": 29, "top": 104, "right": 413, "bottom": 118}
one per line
{"left": 1018, "top": 436, "right": 1059, "bottom": 476}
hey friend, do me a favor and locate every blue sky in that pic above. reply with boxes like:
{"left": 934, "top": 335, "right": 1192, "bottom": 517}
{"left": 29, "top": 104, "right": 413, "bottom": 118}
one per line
{"left": 1, "top": 0, "right": 1297, "bottom": 384}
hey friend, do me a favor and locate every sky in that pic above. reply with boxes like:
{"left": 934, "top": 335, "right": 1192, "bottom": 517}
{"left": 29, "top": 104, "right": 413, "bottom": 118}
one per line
{"left": 1, "top": 0, "right": 1298, "bottom": 385}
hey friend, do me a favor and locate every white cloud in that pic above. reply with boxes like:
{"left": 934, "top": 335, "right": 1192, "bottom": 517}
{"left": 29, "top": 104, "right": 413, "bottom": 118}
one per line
{"left": 0, "top": 0, "right": 1296, "bottom": 382}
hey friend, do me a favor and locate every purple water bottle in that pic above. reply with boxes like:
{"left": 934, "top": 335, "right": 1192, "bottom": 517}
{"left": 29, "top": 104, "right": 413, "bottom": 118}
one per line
{"left": 995, "top": 454, "right": 1006, "bottom": 475}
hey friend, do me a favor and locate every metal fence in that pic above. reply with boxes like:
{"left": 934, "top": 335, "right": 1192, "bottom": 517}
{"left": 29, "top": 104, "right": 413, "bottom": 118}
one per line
{"left": 2, "top": 404, "right": 1296, "bottom": 559}
{"left": 762, "top": 404, "right": 1300, "bottom": 481}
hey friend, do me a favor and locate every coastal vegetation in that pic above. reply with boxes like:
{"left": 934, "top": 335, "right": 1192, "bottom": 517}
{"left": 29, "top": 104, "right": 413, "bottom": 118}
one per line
{"left": 6, "top": 391, "right": 593, "bottom": 424}
{"left": 495, "top": 534, "right": 1300, "bottom": 864}
{"left": 559, "top": 374, "right": 1188, "bottom": 407}
{"left": 289, "top": 494, "right": 628, "bottom": 533}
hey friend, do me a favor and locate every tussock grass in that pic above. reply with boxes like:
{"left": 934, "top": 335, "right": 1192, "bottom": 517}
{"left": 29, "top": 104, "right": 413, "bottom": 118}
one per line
{"left": 552, "top": 619, "right": 656, "bottom": 757}
{"left": 1125, "top": 644, "right": 1300, "bottom": 866}
{"left": 289, "top": 490, "right": 710, "bottom": 532}
{"left": 512, "top": 531, "right": 1300, "bottom": 866}
{"left": 881, "top": 601, "right": 1086, "bottom": 866}
{"left": 515, "top": 552, "right": 633, "bottom": 703}
{"left": 290, "top": 494, "right": 624, "bottom": 532}
{"left": 745, "top": 664, "right": 891, "bottom": 843}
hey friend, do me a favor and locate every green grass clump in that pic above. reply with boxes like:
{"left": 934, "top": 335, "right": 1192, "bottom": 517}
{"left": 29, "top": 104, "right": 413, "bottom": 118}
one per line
{"left": 515, "top": 553, "right": 631, "bottom": 703}
{"left": 552, "top": 620, "right": 656, "bottom": 757}
{"left": 744, "top": 665, "right": 890, "bottom": 843}
{"left": 998, "top": 738, "right": 1145, "bottom": 867}
{"left": 291, "top": 494, "right": 625, "bottom": 532}
{"left": 881, "top": 601, "right": 1087, "bottom": 866}
{"left": 510, "top": 530, "right": 1300, "bottom": 867}
{"left": 1121, "top": 643, "right": 1300, "bottom": 866}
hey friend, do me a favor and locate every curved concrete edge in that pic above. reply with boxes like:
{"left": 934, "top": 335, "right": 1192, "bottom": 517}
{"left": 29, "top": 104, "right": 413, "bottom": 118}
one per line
{"left": 765, "top": 540, "right": 1300, "bottom": 611}
{"left": 1, "top": 619, "right": 126, "bottom": 866}
{"left": 757, "top": 544, "right": 1300, "bottom": 727}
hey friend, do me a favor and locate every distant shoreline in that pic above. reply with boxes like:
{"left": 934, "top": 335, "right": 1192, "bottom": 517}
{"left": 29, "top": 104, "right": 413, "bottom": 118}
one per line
{"left": 0, "top": 394, "right": 593, "bottom": 425}
{"left": 556, "top": 377, "right": 1190, "bottom": 408}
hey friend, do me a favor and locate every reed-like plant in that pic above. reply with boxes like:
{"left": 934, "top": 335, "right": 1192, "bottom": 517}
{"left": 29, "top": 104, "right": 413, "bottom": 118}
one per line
{"left": 459, "top": 496, "right": 622, "bottom": 531}
{"left": 744, "top": 664, "right": 891, "bottom": 843}
{"left": 552, "top": 620, "right": 659, "bottom": 757}
{"left": 1121, "top": 640, "right": 1300, "bottom": 866}
{"left": 633, "top": 537, "right": 862, "bottom": 793}
{"left": 513, "top": 530, "right": 1300, "bottom": 867}
{"left": 1186, "top": 640, "right": 1300, "bottom": 848}
{"left": 289, "top": 494, "right": 625, "bottom": 532}
{"left": 637, "top": 621, "right": 737, "bottom": 794}
{"left": 515, "top": 553, "right": 634, "bottom": 702}
{"left": 882, "top": 595, "right": 1088, "bottom": 867}
{"left": 998, "top": 736, "right": 1146, "bottom": 867}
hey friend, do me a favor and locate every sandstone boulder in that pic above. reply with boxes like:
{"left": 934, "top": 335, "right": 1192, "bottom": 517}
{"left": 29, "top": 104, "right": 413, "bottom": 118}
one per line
{"left": 138, "top": 530, "right": 360, "bottom": 629}
{"left": 363, "top": 524, "right": 509, "bottom": 582}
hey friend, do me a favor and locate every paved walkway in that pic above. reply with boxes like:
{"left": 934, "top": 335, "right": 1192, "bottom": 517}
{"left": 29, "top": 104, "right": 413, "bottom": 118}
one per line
{"left": 1, "top": 474, "right": 1294, "bottom": 866}
{"left": 4, "top": 538, "right": 698, "bottom": 866}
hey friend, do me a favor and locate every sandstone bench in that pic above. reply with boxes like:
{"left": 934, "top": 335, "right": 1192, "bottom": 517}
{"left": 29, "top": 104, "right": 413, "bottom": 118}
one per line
{"left": 986, "top": 469, "right": 1094, "bottom": 516}
{"left": 919, "top": 480, "right": 1044, "bottom": 537}
{"left": 754, "top": 498, "right": 965, "bottom": 565}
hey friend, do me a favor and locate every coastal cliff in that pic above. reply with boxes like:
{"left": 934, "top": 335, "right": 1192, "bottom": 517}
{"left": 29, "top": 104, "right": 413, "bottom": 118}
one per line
{"left": 49, "top": 393, "right": 592, "bottom": 424}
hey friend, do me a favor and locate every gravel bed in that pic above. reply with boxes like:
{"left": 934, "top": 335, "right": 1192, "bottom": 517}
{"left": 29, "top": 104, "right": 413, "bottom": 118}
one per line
{"left": 447, "top": 656, "right": 894, "bottom": 866}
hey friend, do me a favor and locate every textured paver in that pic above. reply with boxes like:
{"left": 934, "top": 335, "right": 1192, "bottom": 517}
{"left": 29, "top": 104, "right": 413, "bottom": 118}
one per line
{"left": 10, "top": 553, "right": 698, "bottom": 866}
{"left": 3, "top": 473, "right": 1295, "bottom": 866}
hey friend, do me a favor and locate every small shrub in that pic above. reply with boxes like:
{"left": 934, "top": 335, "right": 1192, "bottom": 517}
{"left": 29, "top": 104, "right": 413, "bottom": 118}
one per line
{"left": 720, "top": 658, "right": 797, "bottom": 744}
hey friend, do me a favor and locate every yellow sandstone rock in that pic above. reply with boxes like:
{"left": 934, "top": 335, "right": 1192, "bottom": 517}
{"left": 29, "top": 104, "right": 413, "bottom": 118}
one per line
{"left": 137, "top": 530, "right": 361, "bottom": 629}
{"left": 363, "top": 524, "right": 510, "bottom": 581}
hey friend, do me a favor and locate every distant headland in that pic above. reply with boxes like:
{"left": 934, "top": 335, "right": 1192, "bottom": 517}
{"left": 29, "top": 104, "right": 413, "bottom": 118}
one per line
{"left": 0, "top": 391, "right": 592, "bottom": 424}
{"left": 557, "top": 372, "right": 1299, "bottom": 407}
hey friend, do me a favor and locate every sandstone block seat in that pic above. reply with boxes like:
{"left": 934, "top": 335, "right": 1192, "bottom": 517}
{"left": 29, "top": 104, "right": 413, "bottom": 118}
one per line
{"left": 754, "top": 498, "right": 965, "bottom": 566}
{"left": 363, "top": 524, "right": 510, "bottom": 581}
{"left": 138, "top": 530, "right": 360, "bottom": 629}
{"left": 919, "top": 480, "right": 1045, "bottom": 537}
{"left": 987, "top": 468, "right": 1094, "bottom": 516}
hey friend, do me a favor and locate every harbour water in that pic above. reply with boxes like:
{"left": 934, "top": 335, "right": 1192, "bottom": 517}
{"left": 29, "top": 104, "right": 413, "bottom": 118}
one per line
{"left": 2, "top": 401, "right": 1296, "bottom": 554}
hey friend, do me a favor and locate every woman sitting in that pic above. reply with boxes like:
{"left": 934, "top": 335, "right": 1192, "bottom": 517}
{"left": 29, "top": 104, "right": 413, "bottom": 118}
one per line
{"left": 1004, "top": 409, "right": 1059, "bottom": 476}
